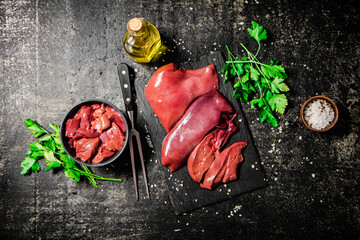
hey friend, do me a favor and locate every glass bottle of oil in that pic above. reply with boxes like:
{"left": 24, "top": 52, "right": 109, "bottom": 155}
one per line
{"left": 122, "top": 17, "right": 162, "bottom": 63}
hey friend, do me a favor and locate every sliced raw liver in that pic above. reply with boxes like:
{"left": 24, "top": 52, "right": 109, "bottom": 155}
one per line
{"left": 200, "top": 141, "right": 247, "bottom": 189}
{"left": 92, "top": 103, "right": 106, "bottom": 118}
{"left": 105, "top": 106, "right": 126, "bottom": 133}
{"left": 91, "top": 113, "right": 111, "bottom": 132}
{"left": 65, "top": 118, "right": 80, "bottom": 138}
{"left": 92, "top": 148, "right": 115, "bottom": 163}
{"left": 73, "top": 128, "right": 101, "bottom": 140}
{"left": 187, "top": 133, "right": 215, "bottom": 183}
{"left": 221, "top": 142, "right": 247, "bottom": 183}
{"left": 105, "top": 122, "right": 125, "bottom": 151}
{"left": 76, "top": 106, "right": 93, "bottom": 130}
{"left": 74, "top": 137, "right": 101, "bottom": 162}
{"left": 67, "top": 104, "right": 126, "bottom": 163}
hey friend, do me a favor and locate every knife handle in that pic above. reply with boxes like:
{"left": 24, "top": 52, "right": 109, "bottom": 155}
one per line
{"left": 117, "top": 63, "right": 134, "bottom": 111}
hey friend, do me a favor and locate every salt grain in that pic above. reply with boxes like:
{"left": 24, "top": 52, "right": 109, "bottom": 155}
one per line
{"left": 304, "top": 99, "right": 335, "bottom": 130}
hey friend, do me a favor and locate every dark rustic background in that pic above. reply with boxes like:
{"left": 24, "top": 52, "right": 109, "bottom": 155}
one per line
{"left": 0, "top": 0, "right": 359, "bottom": 239}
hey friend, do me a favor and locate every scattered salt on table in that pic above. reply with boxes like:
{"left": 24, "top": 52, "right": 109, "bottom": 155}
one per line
{"left": 304, "top": 99, "right": 335, "bottom": 130}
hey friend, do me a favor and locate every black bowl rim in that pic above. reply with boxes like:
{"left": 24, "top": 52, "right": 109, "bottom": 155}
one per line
{"left": 60, "top": 99, "right": 129, "bottom": 167}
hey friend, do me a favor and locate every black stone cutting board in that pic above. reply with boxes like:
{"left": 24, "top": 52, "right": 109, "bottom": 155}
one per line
{"left": 136, "top": 51, "right": 267, "bottom": 214}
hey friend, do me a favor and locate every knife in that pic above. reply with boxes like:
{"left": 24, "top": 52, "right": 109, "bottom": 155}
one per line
{"left": 117, "top": 63, "right": 150, "bottom": 201}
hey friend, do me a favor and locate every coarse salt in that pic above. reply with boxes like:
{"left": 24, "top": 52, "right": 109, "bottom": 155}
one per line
{"left": 304, "top": 99, "right": 335, "bottom": 130}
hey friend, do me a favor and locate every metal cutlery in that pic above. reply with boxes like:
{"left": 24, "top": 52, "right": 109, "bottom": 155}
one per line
{"left": 117, "top": 63, "right": 150, "bottom": 201}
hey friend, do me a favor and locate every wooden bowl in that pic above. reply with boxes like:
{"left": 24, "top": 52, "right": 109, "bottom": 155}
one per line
{"left": 300, "top": 96, "right": 339, "bottom": 132}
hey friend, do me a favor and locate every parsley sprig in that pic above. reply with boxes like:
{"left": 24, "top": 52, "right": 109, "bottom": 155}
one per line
{"left": 22, "top": 119, "right": 122, "bottom": 187}
{"left": 222, "top": 21, "right": 290, "bottom": 127}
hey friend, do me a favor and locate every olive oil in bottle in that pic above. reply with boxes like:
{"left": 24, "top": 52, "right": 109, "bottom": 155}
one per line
{"left": 122, "top": 17, "right": 162, "bottom": 63}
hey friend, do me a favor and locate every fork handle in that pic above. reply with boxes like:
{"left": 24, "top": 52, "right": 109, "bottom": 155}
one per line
{"left": 117, "top": 63, "right": 134, "bottom": 112}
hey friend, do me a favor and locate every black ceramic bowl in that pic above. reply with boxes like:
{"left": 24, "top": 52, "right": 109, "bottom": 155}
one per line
{"left": 60, "top": 99, "right": 129, "bottom": 167}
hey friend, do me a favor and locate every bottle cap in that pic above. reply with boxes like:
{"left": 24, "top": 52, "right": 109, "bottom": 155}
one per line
{"left": 128, "top": 18, "right": 144, "bottom": 33}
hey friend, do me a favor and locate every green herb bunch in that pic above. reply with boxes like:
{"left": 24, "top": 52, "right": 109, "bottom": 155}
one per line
{"left": 222, "top": 21, "right": 290, "bottom": 127}
{"left": 21, "top": 119, "right": 122, "bottom": 187}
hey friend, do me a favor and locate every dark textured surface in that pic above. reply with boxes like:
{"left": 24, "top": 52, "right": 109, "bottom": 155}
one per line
{"left": 1, "top": 0, "right": 359, "bottom": 239}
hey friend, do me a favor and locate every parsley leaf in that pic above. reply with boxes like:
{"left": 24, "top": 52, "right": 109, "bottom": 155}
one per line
{"left": 24, "top": 119, "right": 49, "bottom": 138}
{"left": 21, "top": 157, "right": 41, "bottom": 174}
{"left": 250, "top": 98, "right": 265, "bottom": 109}
{"left": 269, "top": 93, "right": 288, "bottom": 114}
{"left": 39, "top": 135, "right": 52, "bottom": 142}
{"left": 49, "top": 123, "right": 60, "bottom": 133}
{"left": 43, "top": 151, "right": 62, "bottom": 172}
{"left": 247, "top": 21, "right": 267, "bottom": 44}
{"left": 250, "top": 66, "right": 260, "bottom": 81}
{"left": 63, "top": 168, "right": 81, "bottom": 182}
{"left": 271, "top": 77, "right": 290, "bottom": 93}
{"left": 222, "top": 21, "right": 289, "bottom": 127}
{"left": 258, "top": 107, "right": 278, "bottom": 127}
{"left": 28, "top": 151, "right": 44, "bottom": 160}
{"left": 59, "top": 153, "right": 76, "bottom": 169}
{"left": 22, "top": 120, "right": 123, "bottom": 187}
{"left": 29, "top": 142, "right": 49, "bottom": 152}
